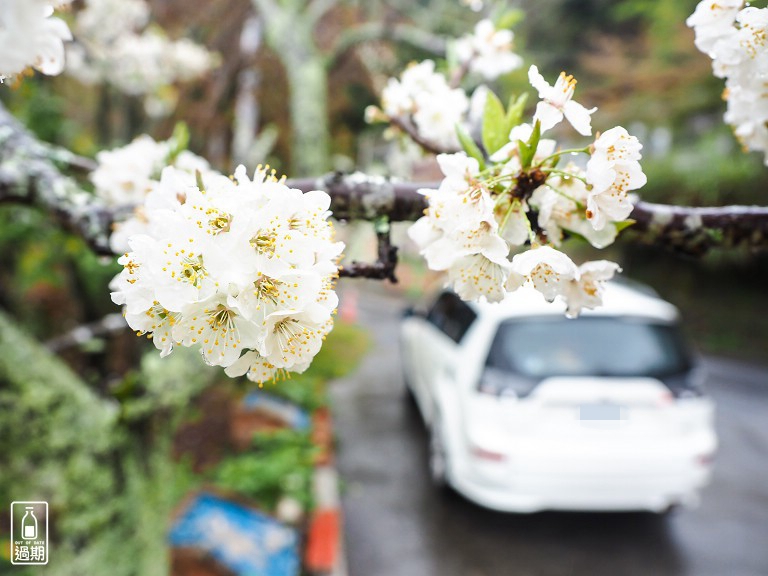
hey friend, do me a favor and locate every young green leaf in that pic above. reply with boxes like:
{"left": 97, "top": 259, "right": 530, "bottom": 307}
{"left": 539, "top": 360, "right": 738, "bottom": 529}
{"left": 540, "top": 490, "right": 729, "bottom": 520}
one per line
{"left": 505, "top": 93, "right": 528, "bottom": 133}
{"left": 482, "top": 91, "right": 508, "bottom": 155}
{"left": 455, "top": 124, "right": 486, "bottom": 169}
{"left": 168, "top": 122, "right": 190, "bottom": 163}
{"left": 518, "top": 140, "right": 533, "bottom": 169}
{"left": 519, "top": 120, "right": 541, "bottom": 169}
{"left": 614, "top": 219, "right": 636, "bottom": 233}
{"left": 495, "top": 9, "right": 525, "bottom": 30}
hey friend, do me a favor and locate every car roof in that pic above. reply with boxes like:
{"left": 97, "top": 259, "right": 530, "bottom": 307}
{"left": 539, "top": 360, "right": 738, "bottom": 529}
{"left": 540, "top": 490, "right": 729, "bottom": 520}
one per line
{"left": 467, "top": 281, "right": 680, "bottom": 323}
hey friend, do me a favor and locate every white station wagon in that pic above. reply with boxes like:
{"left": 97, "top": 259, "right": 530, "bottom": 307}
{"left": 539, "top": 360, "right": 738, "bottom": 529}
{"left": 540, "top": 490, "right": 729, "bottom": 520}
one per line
{"left": 400, "top": 282, "right": 717, "bottom": 513}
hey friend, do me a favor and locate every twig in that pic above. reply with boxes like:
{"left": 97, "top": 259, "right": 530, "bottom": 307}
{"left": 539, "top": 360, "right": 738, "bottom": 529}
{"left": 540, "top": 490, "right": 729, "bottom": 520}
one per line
{"left": 339, "top": 225, "right": 399, "bottom": 282}
{"left": 387, "top": 115, "right": 459, "bottom": 155}
{"left": 45, "top": 313, "right": 128, "bottom": 353}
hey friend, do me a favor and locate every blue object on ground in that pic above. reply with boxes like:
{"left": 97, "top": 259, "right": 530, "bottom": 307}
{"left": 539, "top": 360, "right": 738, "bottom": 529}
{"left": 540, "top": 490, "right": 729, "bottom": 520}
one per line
{"left": 241, "top": 391, "right": 311, "bottom": 430}
{"left": 169, "top": 492, "right": 300, "bottom": 576}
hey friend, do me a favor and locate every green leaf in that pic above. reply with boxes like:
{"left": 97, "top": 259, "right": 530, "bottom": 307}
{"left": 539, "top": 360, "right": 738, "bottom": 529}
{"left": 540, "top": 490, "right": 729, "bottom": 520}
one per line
{"left": 482, "top": 91, "right": 509, "bottom": 155}
{"left": 614, "top": 219, "right": 636, "bottom": 233}
{"left": 505, "top": 93, "right": 528, "bottom": 132}
{"left": 518, "top": 140, "right": 533, "bottom": 169}
{"left": 455, "top": 124, "right": 486, "bottom": 169}
{"left": 519, "top": 120, "right": 541, "bottom": 169}
{"left": 496, "top": 9, "right": 525, "bottom": 30}
{"left": 167, "top": 122, "right": 189, "bottom": 163}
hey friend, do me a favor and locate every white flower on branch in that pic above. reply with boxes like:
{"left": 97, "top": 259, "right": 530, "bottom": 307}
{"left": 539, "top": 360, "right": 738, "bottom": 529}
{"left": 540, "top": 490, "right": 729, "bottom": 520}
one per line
{"left": 110, "top": 163, "right": 343, "bottom": 384}
{"left": 454, "top": 19, "right": 523, "bottom": 81}
{"left": 686, "top": 0, "right": 742, "bottom": 55}
{"left": 91, "top": 134, "right": 213, "bottom": 254}
{"left": 561, "top": 260, "right": 622, "bottom": 318}
{"left": 405, "top": 63, "right": 634, "bottom": 314}
{"left": 530, "top": 165, "right": 618, "bottom": 249}
{"left": 528, "top": 65, "right": 596, "bottom": 136}
{"left": 585, "top": 126, "right": 646, "bottom": 231}
{"left": 510, "top": 246, "right": 620, "bottom": 316}
{"left": 66, "top": 0, "right": 217, "bottom": 116}
{"left": 0, "top": 0, "right": 72, "bottom": 80}
{"left": 688, "top": 1, "right": 768, "bottom": 164}
{"left": 379, "top": 59, "right": 468, "bottom": 150}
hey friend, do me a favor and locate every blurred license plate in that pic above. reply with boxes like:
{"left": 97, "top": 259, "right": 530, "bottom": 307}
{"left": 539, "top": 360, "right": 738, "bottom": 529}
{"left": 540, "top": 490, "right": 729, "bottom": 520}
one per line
{"left": 579, "top": 403, "right": 626, "bottom": 421}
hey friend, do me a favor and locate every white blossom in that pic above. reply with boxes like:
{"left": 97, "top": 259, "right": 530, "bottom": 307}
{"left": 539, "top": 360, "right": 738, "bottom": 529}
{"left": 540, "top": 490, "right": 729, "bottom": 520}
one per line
{"left": 510, "top": 246, "right": 579, "bottom": 302}
{"left": 509, "top": 246, "right": 620, "bottom": 316}
{"left": 561, "top": 261, "right": 621, "bottom": 318}
{"left": 379, "top": 60, "right": 468, "bottom": 150}
{"left": 66, "top": 0, "right": 217, "bottom": 115}
{"left": 687, "top": 1, "right": 768, "bottom": 164}
{"left": 528, "top": 65, "right": 596, "bottom": 136}
{"left": 92, "top": 135, "right": 213, "bottom": 254}
{"left": 111, "top": 163, "right": 343, "bottom": 383}
{"left": 585, "top": 127, "right": 646, "bottom": 230}
{"left": 454, "top": 19, "right": 523, "bottom": 81}
{"left": 530, "top": 165, "right": 619, "bottom": 249}
{"left": 0, "top": 1, "right": 72, "bottom": 79}
{"left": 447, "top": 253, "right": 517, "bottom": 303}
{"left": 686, "top": 0, "right": 742, "bottom": 55}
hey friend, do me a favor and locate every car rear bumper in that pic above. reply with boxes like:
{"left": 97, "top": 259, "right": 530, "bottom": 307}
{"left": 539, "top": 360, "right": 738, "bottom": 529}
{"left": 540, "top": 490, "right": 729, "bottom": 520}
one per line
{"left": 449, "top": 439, "right": 715, "bottom": 513}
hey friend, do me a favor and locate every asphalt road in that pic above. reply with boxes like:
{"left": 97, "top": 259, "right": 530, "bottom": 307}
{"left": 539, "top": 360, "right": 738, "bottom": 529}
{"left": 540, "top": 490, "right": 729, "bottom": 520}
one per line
{"left": 329, "top": 287, "right": 768, "bottom": 576}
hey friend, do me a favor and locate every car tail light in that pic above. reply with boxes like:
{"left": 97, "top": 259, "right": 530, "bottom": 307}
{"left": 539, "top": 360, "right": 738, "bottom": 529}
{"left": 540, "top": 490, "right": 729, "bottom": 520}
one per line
{"left": 697, "top": 452, "right": 715, "bottom": 467}
{"left": 477, "top": 367, "right": 538, "bottom": 398}
{"left": 470, "top": 444, "right": 506, "bottom": 462}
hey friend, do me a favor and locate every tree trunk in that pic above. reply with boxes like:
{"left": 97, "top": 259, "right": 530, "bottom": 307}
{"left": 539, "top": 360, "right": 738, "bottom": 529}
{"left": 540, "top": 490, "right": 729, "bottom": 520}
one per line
{"left": 282, "top": 43, "right": 331, "bottom": 176}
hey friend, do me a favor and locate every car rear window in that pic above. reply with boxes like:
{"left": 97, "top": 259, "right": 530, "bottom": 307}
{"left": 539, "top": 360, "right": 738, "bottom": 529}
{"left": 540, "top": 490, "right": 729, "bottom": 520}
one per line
{"left": 486, "top": 316, "right": 692, "bottom": 378}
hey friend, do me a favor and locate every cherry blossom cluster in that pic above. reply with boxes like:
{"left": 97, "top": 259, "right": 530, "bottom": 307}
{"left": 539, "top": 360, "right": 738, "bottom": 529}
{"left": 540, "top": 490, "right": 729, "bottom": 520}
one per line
{"left": 367, "top": 18, "right": 521, "bottom": 150}
{"left": 408, "top": 66, "right": 646, "bottom": 316}
{"left": 66, "top": 0, "right": 217, "bottom": 116}
{"left": 687, "top": 1, "right": 768, "bottom": 164}
{"left": 454, "top": 19, "right": 523, "bottom": 81}
{"left": 0, "top": 0, "right": 72, "bottom": 82}
{"left": 109, "top": 164, "right": 343, "bottom": 385}
{"left": 90, "top": 133, "right": 212, "bottom": 253}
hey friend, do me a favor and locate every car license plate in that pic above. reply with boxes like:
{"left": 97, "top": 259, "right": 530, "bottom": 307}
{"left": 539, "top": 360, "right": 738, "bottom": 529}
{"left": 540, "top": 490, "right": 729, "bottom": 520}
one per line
{"left": 579, "top": 403, "right": 626, "bottom": 421}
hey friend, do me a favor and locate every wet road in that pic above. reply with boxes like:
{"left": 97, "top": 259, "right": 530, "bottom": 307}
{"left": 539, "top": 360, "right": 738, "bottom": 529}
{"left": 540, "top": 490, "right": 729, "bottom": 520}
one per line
{"left": 329, "top": 287, "right": 768, "bottom": 576}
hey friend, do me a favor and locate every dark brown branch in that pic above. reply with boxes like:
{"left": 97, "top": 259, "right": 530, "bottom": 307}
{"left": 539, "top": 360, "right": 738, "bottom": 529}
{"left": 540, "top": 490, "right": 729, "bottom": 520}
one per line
{"left": 288, "top": 175, "right": 768, "bottom": 255}
{"left": 629, "top": 202, "right": 768, "bottom": 256}
{"left": 286, "top": 172, "right": 431, "bottom": 222}
{"left": 2, "top": 98, "right": 768, "bottom": 263}
{"left": 339, "top": 225, "right": 399, "bottom": 281}
{"left": 0, "top": 102, "right": 115, "bottom": 256}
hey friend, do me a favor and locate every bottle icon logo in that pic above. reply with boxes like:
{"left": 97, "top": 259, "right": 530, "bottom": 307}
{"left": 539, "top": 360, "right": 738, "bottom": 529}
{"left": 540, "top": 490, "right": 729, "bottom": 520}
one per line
{"left": 10, "top": 501, "right": 48, "bottom": 565}
{"left": 21, "top": 507, "right": 38, "bottom": 540}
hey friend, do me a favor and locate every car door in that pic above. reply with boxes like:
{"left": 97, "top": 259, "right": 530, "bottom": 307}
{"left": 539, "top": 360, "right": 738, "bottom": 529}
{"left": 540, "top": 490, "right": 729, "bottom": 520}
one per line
{"left": 418, "top": 293, "right": 477, "bottom": 426}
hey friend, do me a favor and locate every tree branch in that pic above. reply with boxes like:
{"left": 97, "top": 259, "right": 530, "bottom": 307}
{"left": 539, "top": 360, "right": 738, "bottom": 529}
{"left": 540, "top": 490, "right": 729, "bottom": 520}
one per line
{"left": 2, "top": 102, "right": 768, "bottom": 262}
{"left": 628, "top": 202, "right": 768, "bottom": 256}
{"left": 288, "top": 175, "right": 768, "bottom": 255}
{"left": 307, "top": 0, "right": 338, "bottom": 25}
{"left": 45, "top": 313, "right": 128, "bottom": 353}
{"left": 0, "top": 103, "right": 115, "bottom": 256}
{"left": 328, "top": 22, "right": 447, "bottom": 65}
{"left": 387, "top": 114, "right": 459, "bottom": 155}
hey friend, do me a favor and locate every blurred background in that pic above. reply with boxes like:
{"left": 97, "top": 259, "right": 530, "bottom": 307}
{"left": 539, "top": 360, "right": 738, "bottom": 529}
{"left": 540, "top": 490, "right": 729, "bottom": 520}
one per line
{"left": 0, "top": 0, "right": 766, "bottom": 574}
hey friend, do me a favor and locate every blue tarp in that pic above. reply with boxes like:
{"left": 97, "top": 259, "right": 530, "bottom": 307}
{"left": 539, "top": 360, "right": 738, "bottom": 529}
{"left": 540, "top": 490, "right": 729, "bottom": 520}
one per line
{"left": 241, "top": 391, "right": 311, "bottom": 431}
{"left": 169, "top": 492, "right": 300, "bottom": 576}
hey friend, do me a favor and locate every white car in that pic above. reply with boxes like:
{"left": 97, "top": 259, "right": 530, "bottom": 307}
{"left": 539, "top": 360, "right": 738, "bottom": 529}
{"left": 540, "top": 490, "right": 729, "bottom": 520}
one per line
{"left": 400, "top": 281, "right": 717, "bottom": 513}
